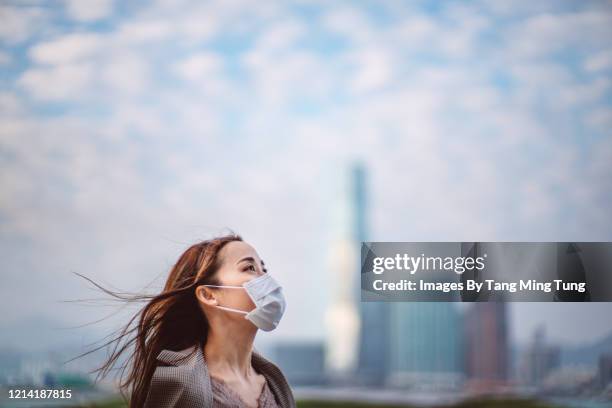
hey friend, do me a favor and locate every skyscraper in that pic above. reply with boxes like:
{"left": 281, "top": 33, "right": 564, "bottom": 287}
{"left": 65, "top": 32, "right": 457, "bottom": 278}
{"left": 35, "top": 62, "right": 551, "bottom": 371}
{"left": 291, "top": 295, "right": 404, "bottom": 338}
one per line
{"left": 387, "top": 302, "right": 463, "bottom": 389}
{"left": 464, "top": 302, "right": 509, "bottom": 390}
{"left": 324, "top": 163, "right": 364, "bottom": 380}
{"left": 354, "top": 163, "right": 391, "bottom": 385}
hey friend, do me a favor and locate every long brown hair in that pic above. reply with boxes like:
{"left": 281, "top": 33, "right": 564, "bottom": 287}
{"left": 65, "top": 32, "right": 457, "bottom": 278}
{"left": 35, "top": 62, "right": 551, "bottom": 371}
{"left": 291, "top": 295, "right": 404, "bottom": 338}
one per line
{"left": 71, "top": 233, "right": 243, "bottom": 407}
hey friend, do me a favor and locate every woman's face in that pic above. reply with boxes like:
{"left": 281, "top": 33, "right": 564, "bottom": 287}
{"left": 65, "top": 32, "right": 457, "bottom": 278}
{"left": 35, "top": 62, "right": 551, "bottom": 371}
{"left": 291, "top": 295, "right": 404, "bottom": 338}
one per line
{"left": 198, "top": 241, "right": 267, "bottom": 316}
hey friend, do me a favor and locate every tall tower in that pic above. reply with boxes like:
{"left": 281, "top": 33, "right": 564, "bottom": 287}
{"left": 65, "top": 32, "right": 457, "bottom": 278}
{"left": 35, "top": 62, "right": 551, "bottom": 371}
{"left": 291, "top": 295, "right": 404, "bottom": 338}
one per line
{"left": 464, "top": 302, "right": 509, "bottom": 391}
{"left": 324, "top": 163, "right": 365, "bottom": 379}
{"left": 353, "top": 164, "right": 390, "bottom": 385}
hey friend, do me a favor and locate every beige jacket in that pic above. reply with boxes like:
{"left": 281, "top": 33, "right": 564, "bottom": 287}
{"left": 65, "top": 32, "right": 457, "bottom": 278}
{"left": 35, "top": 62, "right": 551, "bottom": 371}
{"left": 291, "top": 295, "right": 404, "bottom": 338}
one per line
{"left": 143, "top": 344, "right": 296, "bottom": 408}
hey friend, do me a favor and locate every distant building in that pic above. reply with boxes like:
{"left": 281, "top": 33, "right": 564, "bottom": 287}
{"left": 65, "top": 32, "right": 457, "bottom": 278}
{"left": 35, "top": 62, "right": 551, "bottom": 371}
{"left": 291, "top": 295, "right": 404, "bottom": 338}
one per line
{"left": 519, "top": 326, "right": 561, "bottom": 386}
{"left": 325, "top": 163, "right": 364, "bottom": 380}
{"left": 272, "top": 342, "right": 325, "bottom": 386}
{"left": 357, "top": 299, "right": 390, "bottom": 385}
{"left": 386, "top": 302, "right": 463, "bottom": 389}
{"left": 324, "top": 162, "right": 396, "bottom": 385}
{"left": 599, "top": 353, "right": 612, "bottom": 389}
{"left": 353, "top": 164, "right": 391, "bottom": 386}
{"left": 540, "top": 365, "right": 597, "bottom": 396}
{"left": 463, "top": 302, "right": 509, "bottom": 389}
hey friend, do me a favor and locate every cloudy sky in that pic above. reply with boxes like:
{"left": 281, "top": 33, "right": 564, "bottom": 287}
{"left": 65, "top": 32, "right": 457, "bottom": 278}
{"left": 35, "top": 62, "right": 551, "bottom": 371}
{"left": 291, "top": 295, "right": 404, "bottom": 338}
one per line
{"left": 1, "top": 0, "right": 612, "bottom": 352}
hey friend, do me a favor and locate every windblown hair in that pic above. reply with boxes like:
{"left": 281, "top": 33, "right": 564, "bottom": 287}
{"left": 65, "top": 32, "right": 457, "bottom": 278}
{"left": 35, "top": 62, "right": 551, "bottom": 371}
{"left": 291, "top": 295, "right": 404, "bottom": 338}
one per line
{"left": 71, "top": 233, "right": 243, "bottom": 407}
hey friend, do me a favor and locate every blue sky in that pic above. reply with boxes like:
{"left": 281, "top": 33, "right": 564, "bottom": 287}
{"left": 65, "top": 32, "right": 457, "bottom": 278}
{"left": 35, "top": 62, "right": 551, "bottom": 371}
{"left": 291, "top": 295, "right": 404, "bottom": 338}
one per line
{"left": 1, "top": 0, "right": 612, "bottom": 351}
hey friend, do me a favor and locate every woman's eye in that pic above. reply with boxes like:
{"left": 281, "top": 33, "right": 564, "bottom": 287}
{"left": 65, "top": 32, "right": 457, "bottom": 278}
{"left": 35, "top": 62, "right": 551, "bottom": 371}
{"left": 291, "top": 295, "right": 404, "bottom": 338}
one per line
{"left": 244, "top": 264, "right": 266, "bottom": 273}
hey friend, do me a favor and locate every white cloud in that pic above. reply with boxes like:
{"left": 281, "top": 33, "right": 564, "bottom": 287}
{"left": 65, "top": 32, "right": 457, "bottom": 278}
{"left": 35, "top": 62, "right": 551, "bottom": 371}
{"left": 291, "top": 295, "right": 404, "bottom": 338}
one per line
{"left": 101, "top": 53, "right": 150, "bottom": 95}
{"left": 393, "top": 15, "right": 438, "bottom": 43}
{"left": 508, "top": 11, "right": 612, "bottom": 57}
{"left": 0, "top": 4, "right": 48, "bottom": 44}
{"left": 29, "top": 33, "right": 104, "bottom": 65}
{"left": 586, "top": 107, "right": 612, "bottom": 130}
{"left": 243, "top": 25, "right": 334, "bottom": 107}
{"left": 584, "top": 49, "right": 612, "bottom": 72}
{"left": 171, "top": 53, "right": 232, "bottom": 102}
{"left": 114, "top": 19, "right": 174, "bottom": 43}
{"left": 557, "top": 78, "right": 611, "bottom": 107}
{"left": 479, "top": 0, "right": 577, "bottom": 18}
{"left": 254, "top": 20, "right": 306, "bottom": 52}
{"left": 22, "top": 30, "right": 159, "bottom": 101}
{"left": 509, "top": 62, "right": 572, "bottom": 86}
{"left": 346, "top": 48, "right": 393, "bottom": 94}
{"left": 438, "top": 5, "right": 489, "bottom": 58}
{"left": 178, "top": 14, "right": 219, "bottom": 43}
{"left": 321, "top": 7, "right": 374, "bottom": 44}
{"left": 18, "top": 63, "right": 95, "bottom": 101}
{"left": 64, "top": 0, "right": 114, "bottom": 22}
{"left": 0, "top": 92, "right": 25, "bottom": 116}
{"left": 173, "top": 53, "right": 224, "bottom": 82}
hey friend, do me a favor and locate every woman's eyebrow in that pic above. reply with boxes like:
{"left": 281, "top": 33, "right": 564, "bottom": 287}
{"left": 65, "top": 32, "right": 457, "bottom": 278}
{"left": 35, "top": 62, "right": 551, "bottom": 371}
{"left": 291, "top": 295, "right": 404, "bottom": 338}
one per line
{"left": 236, "top": 256, "right": 265, "bottom": 266}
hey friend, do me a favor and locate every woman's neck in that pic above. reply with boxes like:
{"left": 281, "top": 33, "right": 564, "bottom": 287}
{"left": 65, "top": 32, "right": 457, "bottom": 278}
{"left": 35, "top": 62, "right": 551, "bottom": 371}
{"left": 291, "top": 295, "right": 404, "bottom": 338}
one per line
{"left": 203, "top": 322, "right": 258, "bottom": 379}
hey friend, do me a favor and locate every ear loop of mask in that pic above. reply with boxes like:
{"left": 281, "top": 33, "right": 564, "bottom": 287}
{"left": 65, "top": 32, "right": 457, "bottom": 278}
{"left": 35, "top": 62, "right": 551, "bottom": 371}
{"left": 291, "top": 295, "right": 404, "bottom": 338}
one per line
{"left": 200, "top": 284, "right": 250, "bottom": 315}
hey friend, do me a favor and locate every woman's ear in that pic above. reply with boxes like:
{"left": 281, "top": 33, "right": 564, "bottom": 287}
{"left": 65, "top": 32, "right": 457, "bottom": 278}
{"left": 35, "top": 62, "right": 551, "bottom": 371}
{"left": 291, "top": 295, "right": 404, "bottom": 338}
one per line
{"left": 195, "top": 285, "right": 218, "bottom": 306}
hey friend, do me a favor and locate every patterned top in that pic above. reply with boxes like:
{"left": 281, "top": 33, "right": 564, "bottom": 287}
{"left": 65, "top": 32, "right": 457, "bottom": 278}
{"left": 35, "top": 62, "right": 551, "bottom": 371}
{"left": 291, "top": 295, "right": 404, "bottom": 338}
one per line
{"left": 211, "top": 376, "right": 280, "bottom": 408}
{"left": 143, "top": 345, "right": 296, "bottom": 408}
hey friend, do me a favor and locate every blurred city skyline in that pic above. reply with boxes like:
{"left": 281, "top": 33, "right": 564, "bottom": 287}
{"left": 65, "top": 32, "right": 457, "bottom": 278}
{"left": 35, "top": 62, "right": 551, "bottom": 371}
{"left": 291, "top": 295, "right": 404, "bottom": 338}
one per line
{"left": 1, "top": 0, "right": 612, "bottom": 358}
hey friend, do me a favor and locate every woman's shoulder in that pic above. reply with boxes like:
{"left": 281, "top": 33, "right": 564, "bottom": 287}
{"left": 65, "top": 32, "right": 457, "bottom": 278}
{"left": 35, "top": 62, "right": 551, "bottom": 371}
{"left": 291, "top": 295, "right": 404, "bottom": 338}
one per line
{"left": 251, "top": 351, "right": 296, "bottom": 408}
{"left": 251, "top": 349, "right": 280, "bottom": 370}
{"left": 144, "top": 345, "right": 213, "bottom": 408}
{"left": 156, "top": 345, "right": 202, "bottom": 367}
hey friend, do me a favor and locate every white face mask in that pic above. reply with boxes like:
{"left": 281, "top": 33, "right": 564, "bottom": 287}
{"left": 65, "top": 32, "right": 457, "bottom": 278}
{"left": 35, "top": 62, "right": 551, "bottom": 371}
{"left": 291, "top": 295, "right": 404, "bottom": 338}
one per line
{"left": 201, "top": 274, "right": 286, "bottom": 331}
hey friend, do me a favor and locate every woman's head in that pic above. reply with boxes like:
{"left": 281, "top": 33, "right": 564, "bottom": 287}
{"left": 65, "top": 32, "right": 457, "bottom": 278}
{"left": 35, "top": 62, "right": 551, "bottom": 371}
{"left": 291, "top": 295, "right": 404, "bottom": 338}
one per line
{"left": 79, "top": 232, "right": 257, "bottom": 407}
{"left": 195, "top": 240, "right": 268, "bottom": 330}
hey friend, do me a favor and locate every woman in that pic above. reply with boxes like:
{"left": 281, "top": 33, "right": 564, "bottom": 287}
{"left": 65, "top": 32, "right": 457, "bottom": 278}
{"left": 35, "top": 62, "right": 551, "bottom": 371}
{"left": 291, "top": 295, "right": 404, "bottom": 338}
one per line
{"left": 84, "top": 233, "right": 295, "bottom": 408}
